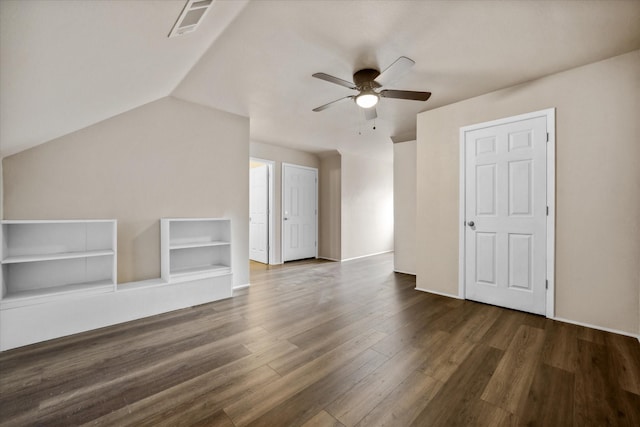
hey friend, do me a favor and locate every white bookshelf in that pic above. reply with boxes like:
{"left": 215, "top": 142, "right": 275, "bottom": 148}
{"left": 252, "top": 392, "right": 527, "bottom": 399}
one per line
{"left": 1, "top": 218, "right": 234, "bottom": 351}
{"left": 1, "top": 220, "right": 117, "bottom": 306}
{"left": 161, "top": 218, "right": 231, "bottom": 282}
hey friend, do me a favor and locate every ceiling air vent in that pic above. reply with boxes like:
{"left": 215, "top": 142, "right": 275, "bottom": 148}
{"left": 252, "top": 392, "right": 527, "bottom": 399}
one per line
{"left": 168, "top": 0, "right": 214, "bottom": 38}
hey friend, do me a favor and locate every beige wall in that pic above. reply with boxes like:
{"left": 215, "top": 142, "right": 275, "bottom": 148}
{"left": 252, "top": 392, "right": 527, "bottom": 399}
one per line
{"left": 393, "top": 141, "right": 417, "bottom": 274}
{"left": 341, "top": 152, "right": 394, "bottom": 261}
{"left": 0, "top": 161, "right": 3, "bottom": 219}
{"left": 3, "top": 96, "right": 250, "bottom": 287}
{"left": 249, "top": 141, "right": 320, "bottom": 264}
{"left": 318, "top": 152, "right": 341, "bottom": 261}
{"left": 417, "top": 50, "right": 640, "bottom": 335}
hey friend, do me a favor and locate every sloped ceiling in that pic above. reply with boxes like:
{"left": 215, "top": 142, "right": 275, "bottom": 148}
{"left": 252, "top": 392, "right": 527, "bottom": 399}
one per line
{"left": 0, "top": 0, "right": 248, "bottom": 157}
{"left": 2, "top": 0, "right": 640, "bottom": 158}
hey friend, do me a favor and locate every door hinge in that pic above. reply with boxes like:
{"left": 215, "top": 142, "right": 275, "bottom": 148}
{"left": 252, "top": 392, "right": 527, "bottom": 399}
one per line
{"left": 546, "top": 206, "right": 549, "bottom": 216}
{"left": 545, "top": 279, "right": 548, "bottom": 289}
{"left": 546, "top": 132, "right": 549, "bottom": 142}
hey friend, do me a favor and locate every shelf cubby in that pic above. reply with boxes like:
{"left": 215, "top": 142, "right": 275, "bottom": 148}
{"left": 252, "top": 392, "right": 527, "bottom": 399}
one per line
{"left": 161, "top": 218, "right": 232, "bottom": 282}
{"left": 1, "top": 220, "right": 117, "bottom": 304}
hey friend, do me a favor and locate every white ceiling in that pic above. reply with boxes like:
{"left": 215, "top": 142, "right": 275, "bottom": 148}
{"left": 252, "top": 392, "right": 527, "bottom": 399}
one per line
{"left": 2, "top": 0, "right": 640, "bottom": 158}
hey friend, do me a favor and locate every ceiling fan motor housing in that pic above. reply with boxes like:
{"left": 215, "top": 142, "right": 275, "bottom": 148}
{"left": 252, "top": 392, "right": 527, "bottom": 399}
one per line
{"left": 353, "top": 68, "right": 381, "bottom": 90}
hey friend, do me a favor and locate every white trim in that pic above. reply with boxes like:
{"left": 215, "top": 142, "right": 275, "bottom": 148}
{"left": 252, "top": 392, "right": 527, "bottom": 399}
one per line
{"left": 394, "top": 269, "right": 416, "bottom": 276}
{"left": 317, "top": 256, "right": 341, "bottom": 262}
{"left": 1, "top": 219, "right": 116, "bottom": 224}
{"left": 545, "top": 111, "right": 556, "bottom": 318}
{"left": 318, "top": 251, "right": 393, "bottom": 263}
{"left": 281, "top": 163, "right": 318, "bottom": 262}
{"left": 552, "top": 316, "right": 639, "bottom": 340}
{"left": 458, "top": 108, "right": 556, "bottom": 318}
{"left": 415, "top": 287, "right": 464, "bottom": 300}
{"left": 458, "top": 125, "right": 466, "bottom": 300}
{"left": 233, "top": 283, "right": 250, "bottom": 291}
{"left": 250, "top": 157, "right": 275, "bottom": 265}
{"left": 161, "top": 217, "right": 231, "bottom": 221}
{"left": 341, "top": 250, "right": 393, "bottom": 262}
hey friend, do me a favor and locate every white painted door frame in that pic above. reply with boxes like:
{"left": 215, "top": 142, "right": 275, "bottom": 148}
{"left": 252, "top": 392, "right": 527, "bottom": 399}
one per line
{"left": 250, "top": 157, "right": 275, "bottom": 265}
{"left": 249, "top": 164, "right": 269, "bottom": 264}
{"left": 458, "top": 108, "right": 555, "bottom": 318}
{"left": 281, "top": 162, "right": 318, "bottom": 262}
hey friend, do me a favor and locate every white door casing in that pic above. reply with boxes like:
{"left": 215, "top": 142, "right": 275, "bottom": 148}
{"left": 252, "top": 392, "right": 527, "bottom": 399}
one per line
{"left": 282, "top": 163, "right": 318, "bottom": 262}
{"left": 459, "top": 109, "right": 555, "bottom": 317}
{"left": 249, "top": 164, "right": 269, "bottom": 264}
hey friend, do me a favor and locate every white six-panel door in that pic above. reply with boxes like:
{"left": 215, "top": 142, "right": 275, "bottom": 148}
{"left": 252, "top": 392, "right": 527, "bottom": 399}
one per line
{"left": 464, "top": 115, "right": 548, "bottom": 315}
{"left": 282, "top": 164, "right": 317, "bottom": 262}
{"left": 249, "top": 164, "right": 269, "bottom": 264}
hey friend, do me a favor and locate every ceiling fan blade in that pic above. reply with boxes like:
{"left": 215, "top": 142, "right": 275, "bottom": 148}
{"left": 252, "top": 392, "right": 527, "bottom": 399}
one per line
{"left": 380, "top": 90, "right": 431, "bottom": 101}
{"left": 375, "top": 56, "right": 415, "bottom": 87}
{"left": 312, "top": 96, "right": 355, "bottom": 112}
{"left": 312, "top": 73, "right": 356, "bottom": 90}
{"left": 364, "top": 106, "right": 377, "bottom": 121}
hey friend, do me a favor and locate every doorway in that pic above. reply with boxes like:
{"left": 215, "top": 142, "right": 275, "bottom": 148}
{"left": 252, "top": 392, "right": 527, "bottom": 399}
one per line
{"left": 282, "top": 163, "right": 318, "bottom": 262}
{"left": 459, "top": 109, "right": 555, "bottom": 317}
{"left": 249, "top": 158, "right": 274, "bottom": 264}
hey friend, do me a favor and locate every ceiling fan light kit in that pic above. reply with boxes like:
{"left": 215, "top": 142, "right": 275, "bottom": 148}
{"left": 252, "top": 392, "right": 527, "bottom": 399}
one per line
{"left": 355, "top": 92, "right": 379, "bottom": 108}
{"left": 312, "top": 56, "right": 431, "bottom": 120}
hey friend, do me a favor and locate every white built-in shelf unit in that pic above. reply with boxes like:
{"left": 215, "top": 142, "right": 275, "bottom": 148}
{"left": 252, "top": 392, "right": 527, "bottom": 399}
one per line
{"left": 161, "top": 218, "right": 231, "bottom": 282}
{"left": 0, "top": 217, "right": 234, "bottom": 351}
{"left": 1, "top": 220, "right": 117, "bottom": 307}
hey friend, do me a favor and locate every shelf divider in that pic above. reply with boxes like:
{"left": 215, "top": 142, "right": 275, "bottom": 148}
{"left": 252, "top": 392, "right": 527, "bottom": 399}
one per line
{"left": 2, "top": 249, "right": 115, "bottom": 264}
{"left": 169, "top": 241, "right": 230, "bottom": 250}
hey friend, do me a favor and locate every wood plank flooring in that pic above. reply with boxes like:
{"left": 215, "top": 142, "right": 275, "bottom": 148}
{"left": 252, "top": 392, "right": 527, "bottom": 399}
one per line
{"left": 1, "top": 253, "right": 639, "bottom": 426}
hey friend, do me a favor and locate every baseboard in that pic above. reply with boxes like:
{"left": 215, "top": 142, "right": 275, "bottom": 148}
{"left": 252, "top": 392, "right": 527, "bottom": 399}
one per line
{"left": 552, "top": 316, "right": 639, "bottom": 340}
{"left": 233, "top": 283, "right": 250, "bottom": 291}
{"left": 414, "top": 289, "right": 639, "bottom": 341}
{"left": 317, "top": 256, "right": 341, "bottom": 262}
{"left": 394, "top": 269, "right": 416, "bottom": 276}
{"left": 414, "top": 287, "right": 463, "bottom": 300}
{"left": 317, "top": 251, "right": 393, "bottom": 263}
{"left": 341, "top": 250, "right": 393, "bottom": 262}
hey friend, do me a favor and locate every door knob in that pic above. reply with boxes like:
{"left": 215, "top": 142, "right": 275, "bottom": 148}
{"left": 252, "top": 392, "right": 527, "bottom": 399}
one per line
{"left": 468, "top": 221, "right": 475, "bottom": 227}
{"left": 284, "top": 217, "right": 289, "bottom": 221}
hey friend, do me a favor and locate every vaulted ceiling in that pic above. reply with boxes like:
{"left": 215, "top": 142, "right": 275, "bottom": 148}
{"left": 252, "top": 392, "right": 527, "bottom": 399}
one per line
{"left": 2, "top": 0, "right": 640, "bottom": 158}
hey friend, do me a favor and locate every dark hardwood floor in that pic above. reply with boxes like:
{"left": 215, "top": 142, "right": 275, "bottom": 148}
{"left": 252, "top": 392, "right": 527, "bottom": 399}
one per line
{"left": 1, "top": 253, "right": 639, "bottom": 426}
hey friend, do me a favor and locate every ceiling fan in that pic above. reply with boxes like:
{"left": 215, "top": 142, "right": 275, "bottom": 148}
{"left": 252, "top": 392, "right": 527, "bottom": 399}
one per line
{"left": 311, "top": 56, "right": 431, "bottom": 120}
